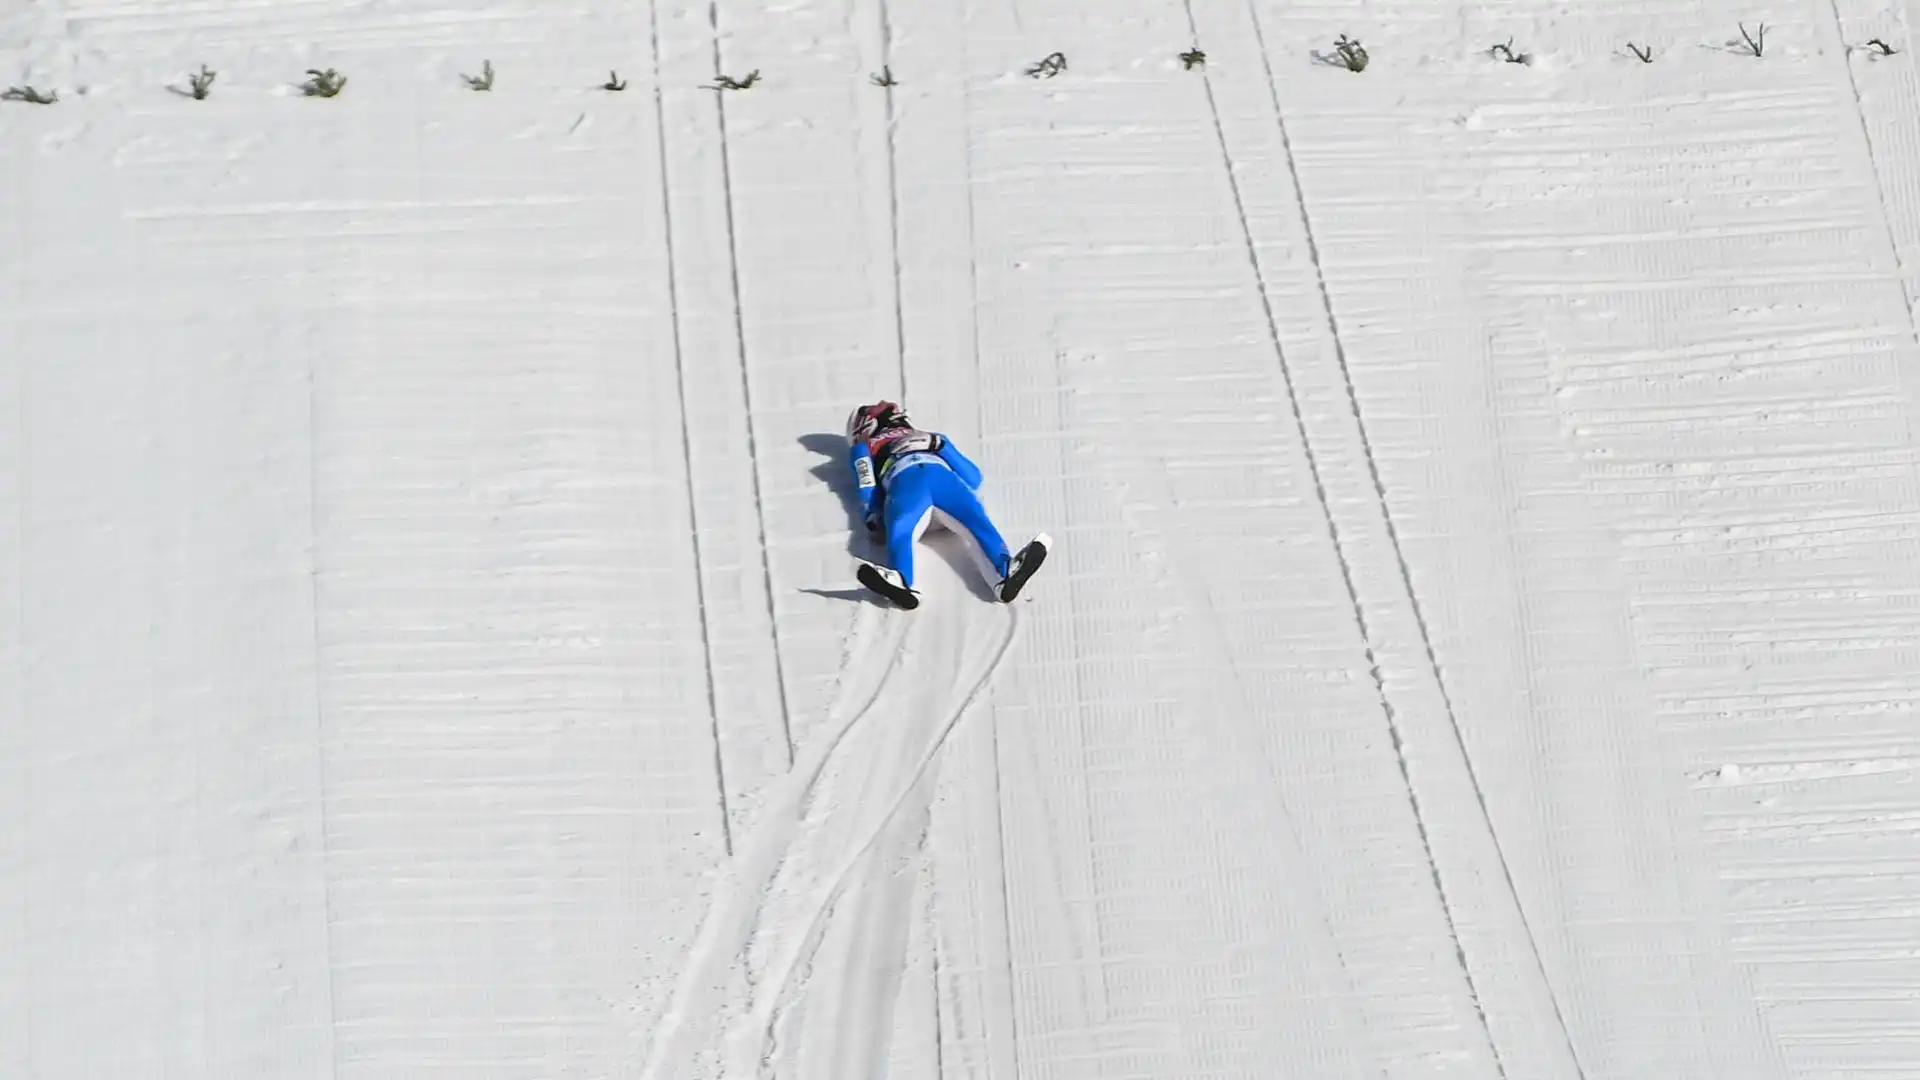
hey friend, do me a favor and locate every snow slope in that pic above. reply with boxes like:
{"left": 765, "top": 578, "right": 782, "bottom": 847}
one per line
{"left": 7, "top": 0, "right": 1920, "bottom": 1077}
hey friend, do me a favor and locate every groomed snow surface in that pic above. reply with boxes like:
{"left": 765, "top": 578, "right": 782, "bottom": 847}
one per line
{"left": 8, "top": 1, "right": 1920, "bottom": 1077}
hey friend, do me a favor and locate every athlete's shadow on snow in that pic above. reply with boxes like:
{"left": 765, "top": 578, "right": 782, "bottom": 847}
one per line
{"left": 795, "top": 432, "right": 999, "bottom": 605}
{"left": 800, "top": 433, "right": 880, "bottom": 560}
{"left": 797, "top": 532, "right": 997, "bottom": 606}
{"left": 798, "top": 432, "right": 885, "bottom": 606}
{"left": 801, "top": 585, "right": 881, "bottom": 604}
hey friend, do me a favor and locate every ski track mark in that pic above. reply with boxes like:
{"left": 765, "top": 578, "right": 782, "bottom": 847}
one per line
{"left": 1826, "top": 0, "right": 1920, "bottom": 335}
{"left": 707, "top": 0, "right": 795, "bottom": 768}
{"left": 1070, "top": 384, "right": 1390, "bottom": 1077}
{"left": 650, "top": 0, "right": 732, "bottom": 858}
{"left": 787, "top": 589, "right": 978, "bottom": 1080}
{"left": 878, "top": 1, "right": 1002, "bottom": 1070}
{"left": 875, "top": 0, "right": 907, "bottom": 401}
{"left": 955, "top": 35, "right": 1021, "bottom": 1080}
{"left": 638, "top": 610, "right": 913, "bottom": 1080}
{"left": 302, "top": 261, "right": 345, "bottom": 1080}
{"left": 930, "top": 940, "right": 946, "bottom": 1080}
{"left": 982, "top": 630, "right": 1023, "bottom": 1080}
{"left": 739, "top": 603, "right": 1021, "bottom": 1079}
{"left": 1227, "top": 2, "right": 1585, "bottom": 1073}
{"left": 1188, "top": 2, "right": 1511, "bottom": 1069}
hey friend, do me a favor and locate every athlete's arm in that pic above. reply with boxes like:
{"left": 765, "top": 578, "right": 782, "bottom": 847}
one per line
{"left": 850, "top": 442, "right": 884, "bottom": 536}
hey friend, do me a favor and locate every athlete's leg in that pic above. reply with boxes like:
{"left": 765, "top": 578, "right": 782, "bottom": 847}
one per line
{"left": 882, "top": 467, "right": 938, "bottom": 588}
{"left": 925, "top": 468, "right": 1012, "bottom": 586}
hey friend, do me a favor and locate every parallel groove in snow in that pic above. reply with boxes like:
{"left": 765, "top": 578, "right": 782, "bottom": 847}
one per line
{"left": 702, "top": 0, "right": 796, "bottom": 771}
{"left": 646, "top": 0, "right": 732, "bottom": 858}
{"left": 1234, "top": 6, "right": 1581, "bottom": 1077}
{"left": 651, "top": 0, "right": 795, "bottom": 848}
{"left": 1249, "top": 6, "right": 1792, "bottom": 1078}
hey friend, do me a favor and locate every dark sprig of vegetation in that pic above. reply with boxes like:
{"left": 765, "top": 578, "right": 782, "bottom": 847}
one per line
{"left": 1867, "top": 37, "right": 1897, "bottom": 55}
{"left": 1025, "top": 52, "right": 1067, "bottom": 78}
{"left": 6, "top": 29, "right": 1852, "bottom": 105}
{"left": 706, "top": 69, "right": 760, "bottom": 90}
{"left": 1330, "top": 35, "right": 1368, "bottom": 72}
{"left": 187, "top": 64, "right": 217, "bottom": 99}
{"left": 301, "top": 68, "right": 347, "bottom": 97}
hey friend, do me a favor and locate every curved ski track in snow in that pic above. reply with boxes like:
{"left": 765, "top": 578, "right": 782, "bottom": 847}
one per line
{"left": 639, "top": 607, "right": 913, "bottom": 1080}
{"left": 737, "top": 600, "right": 1018, "bottom": 1080}
{"left": 642, "top": 561, "right": 1018, "bottom": 1080}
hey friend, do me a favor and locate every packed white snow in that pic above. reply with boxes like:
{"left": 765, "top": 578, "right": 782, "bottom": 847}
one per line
{"left": 7, "top": 1, "right": 1920, "bottom": 1078}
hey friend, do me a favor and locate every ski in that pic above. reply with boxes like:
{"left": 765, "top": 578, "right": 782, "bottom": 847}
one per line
{"left": 997, "top": 533, "right": 1051, "bottom": 603}
{"left": 857, "top": 561, "right": 921, "bottom": 609}
{"left": 857, "top": 534, "right": 1049, "bottom": 608}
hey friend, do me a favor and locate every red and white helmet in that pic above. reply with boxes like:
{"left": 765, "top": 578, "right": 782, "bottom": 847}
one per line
{"left": 846, "top": 400, "right": 910, "bottom": 444}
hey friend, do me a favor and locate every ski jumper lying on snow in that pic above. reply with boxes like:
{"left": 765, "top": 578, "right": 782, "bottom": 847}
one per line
{"left": 845, "top": 401, "right": 1048, "bottom": 609}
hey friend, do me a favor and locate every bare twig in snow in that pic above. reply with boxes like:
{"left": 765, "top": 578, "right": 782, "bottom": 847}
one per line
{"left": 1025, "top": 52, "right": 1067, "bottom": 78}
{"left": 1626, "top": 42, "right": 1655, "bottom": 63}
{"left": 1180, "top": 47, "right": 1206, "bottom": 69}
{"left": 1739, "top": 22, "right": 1767, "bottom": 56}
{"left": 705, "top": 69, "right": 760, "bottom": 90}
{"left": 1331, "top": 35, "right": 1368, "bottom": 72}
{"left": 187, "top": 65, "right": 217, "bottom": 99}
{"left": 301, "top": 68, "right": 347, "bottom": 97}
{"left": 462, "top": 59, "right": 494, "bottom": 90}
{"left": 603, "top": 70, "right": 628, "bottom": 90}
{"left": 870, "top": 66, "right": 896, "bottom": 86}
{"left": 2, "top": 85, "right": 57, "bottom": 104}
{"left": 1490, "top": 37, "right": 1527, "bottom": 63}
{"left": 1867, "top": 38, "right": 1897, "bottom": 55}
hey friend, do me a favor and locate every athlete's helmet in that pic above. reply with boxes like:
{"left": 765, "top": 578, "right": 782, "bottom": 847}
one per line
{"left": 846, "top": 400, "right": 911, "bottom": 444}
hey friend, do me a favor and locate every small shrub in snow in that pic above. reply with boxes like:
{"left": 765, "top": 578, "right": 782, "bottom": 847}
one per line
{"left": 2, "top": 85, "right": 57, "bottom": 104}
{"left": 187, "top": 65, "right": 217, "bottom": 99}
{"left": 603, "top": 70, "right": 628, "bottom": 91}
{"left": 1626, "top": 42, "right": 1655, "bottom": 63}
{"left": 1330, "top": 35, "right": 1368, "bottom": 72}
{"left": 301, "top": 68, "right": 347, "bottom": 97}
{"left": 1490, "top": 38, "right": 1528, "bottom": 64}
{"left": 1025, "top": 52, "right": 1067, "bottom": 78}
{"left": 1739, "top": 22, "right": 1767, "bottom": 57}
{"left": 870, "top": 66, "right": 897, "bottom": 87}
{"left": 706, "top": 70, "right": 759, "bottom": 90}
{"left": 462, "top": 59, "right": 494, "bottom": 91}
{"left": 1180, "top": 47, "right": 1206, "bottom": 70}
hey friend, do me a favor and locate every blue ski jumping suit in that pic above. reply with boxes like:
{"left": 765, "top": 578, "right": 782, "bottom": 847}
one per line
{"left": 850, "top": 428, "right": 1011, "bottom": 589}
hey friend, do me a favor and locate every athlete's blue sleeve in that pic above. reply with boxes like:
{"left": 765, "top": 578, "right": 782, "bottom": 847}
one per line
{"left": 849, "top": 442, "right": 879, "bottom": 515}
{"left": 936, "top": 436, "right": 983, "bottom": 490}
